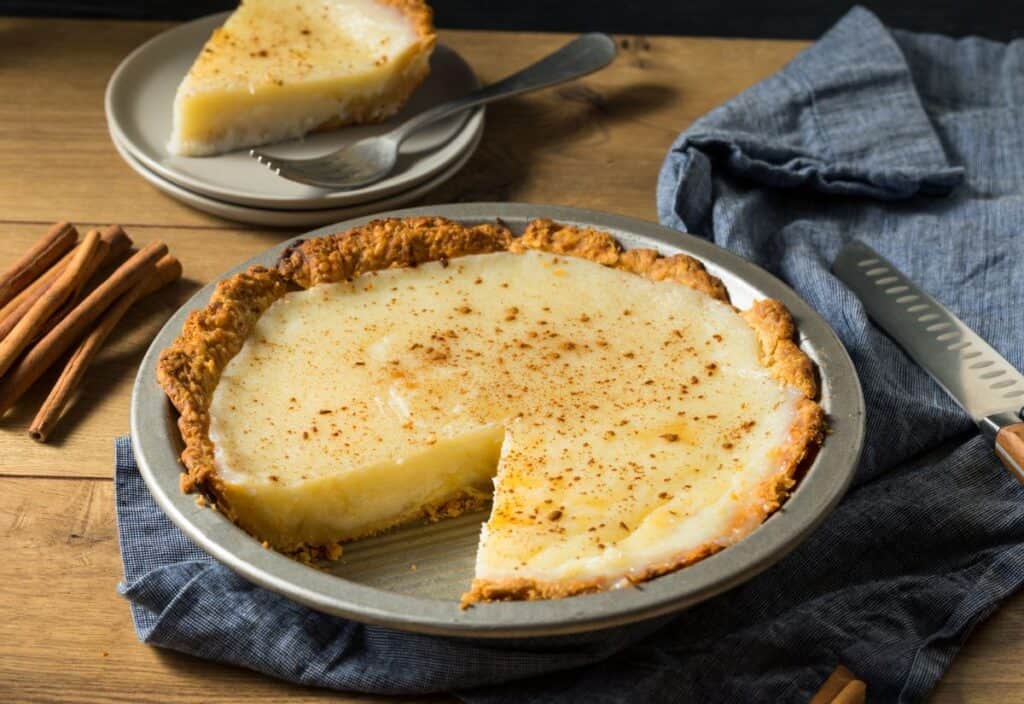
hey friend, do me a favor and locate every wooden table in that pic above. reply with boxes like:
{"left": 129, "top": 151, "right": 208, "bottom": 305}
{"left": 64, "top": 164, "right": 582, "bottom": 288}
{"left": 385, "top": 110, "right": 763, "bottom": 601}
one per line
{"left": 0, "top": 16, "right": 1019, "bottom": 703}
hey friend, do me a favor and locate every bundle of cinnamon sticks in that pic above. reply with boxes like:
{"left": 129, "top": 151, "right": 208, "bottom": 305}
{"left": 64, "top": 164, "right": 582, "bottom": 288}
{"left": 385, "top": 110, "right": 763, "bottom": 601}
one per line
{"left": 0, "top": 222, "right": 182, "bottom": 442}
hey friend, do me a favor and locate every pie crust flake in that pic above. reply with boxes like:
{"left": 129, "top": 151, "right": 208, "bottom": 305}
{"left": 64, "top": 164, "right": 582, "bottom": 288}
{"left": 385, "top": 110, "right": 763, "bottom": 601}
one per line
{"left": 158, "top": 216, "right": 825, "bottom": 604}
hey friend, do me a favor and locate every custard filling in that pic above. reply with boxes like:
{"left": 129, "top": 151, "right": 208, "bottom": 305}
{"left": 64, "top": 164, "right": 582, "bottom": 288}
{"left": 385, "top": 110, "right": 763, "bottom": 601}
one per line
{"left": 208, "top": 250, "right": 804, "bottom": 586}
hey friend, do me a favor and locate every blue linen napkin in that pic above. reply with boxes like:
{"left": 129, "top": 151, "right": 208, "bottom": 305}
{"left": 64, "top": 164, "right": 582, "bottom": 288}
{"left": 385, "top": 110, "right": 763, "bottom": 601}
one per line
{"left": 117, "top": 7, "right": 1024, "bottom": 702}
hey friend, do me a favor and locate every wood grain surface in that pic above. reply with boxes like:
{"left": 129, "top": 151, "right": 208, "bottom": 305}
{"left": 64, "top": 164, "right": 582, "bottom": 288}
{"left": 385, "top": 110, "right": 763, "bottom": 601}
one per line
{"left": 0, "top": 16, "right": 1017, "bottom": 703}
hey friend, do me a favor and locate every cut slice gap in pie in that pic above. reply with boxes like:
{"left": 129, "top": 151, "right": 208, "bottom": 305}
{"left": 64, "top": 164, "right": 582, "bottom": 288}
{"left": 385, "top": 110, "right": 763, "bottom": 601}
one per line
{"left": 158, "top": 217, "right": 825, "bottom": 604}
{"left": 168, "top": 0, "right": 436, "bottom": 156}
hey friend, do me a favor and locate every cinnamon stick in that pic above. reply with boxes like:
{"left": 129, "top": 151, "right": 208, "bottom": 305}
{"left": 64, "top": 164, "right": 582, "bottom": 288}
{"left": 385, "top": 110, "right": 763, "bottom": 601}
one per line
{"left": 0, "top": 225, "right": 132, "bottom": 342}
{"left": 0, "top": 230, "right": 101, "bottom": 379}
{"left": 37, "top": 225, "right": 134, "bottom": 341}
{"left": 0, "top": 248, "right": 75, "bottom": 339}
{"left": 34, "top": 231, "right": 111, "bottom": 339}
{"left": 809, "top": 666, "right": 866, "bottom": 704}
{"left": 0, "top": 222, "right": 77, "bottom": 309}
{"left": 0, "top": 240, "right": 168, "bottom": 417}
{"left": 99, "top": 225, "right": 133, "bottom": 258}
{"left": 29, "top": 254, "right": 182, "bottom": 442}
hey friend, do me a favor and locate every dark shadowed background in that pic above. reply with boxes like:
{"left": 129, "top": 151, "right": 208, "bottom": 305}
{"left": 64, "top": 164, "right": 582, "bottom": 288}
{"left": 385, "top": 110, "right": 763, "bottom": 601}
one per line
{"left": 0, "top": 0, "right": 1020, "bottom": 40}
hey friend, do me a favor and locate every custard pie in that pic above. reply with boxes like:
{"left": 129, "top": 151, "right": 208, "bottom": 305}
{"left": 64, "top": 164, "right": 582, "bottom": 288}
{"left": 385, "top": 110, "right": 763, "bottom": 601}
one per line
{"left": 168, "top": 0, "right": 436, "bottom": 156}
{"left": 158, "top": 217, "right": 824, "bottom": 603}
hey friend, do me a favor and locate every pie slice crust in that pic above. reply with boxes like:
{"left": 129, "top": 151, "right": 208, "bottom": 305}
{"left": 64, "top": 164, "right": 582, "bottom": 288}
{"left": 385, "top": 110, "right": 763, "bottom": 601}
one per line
{"left": 168, "top": 0, "right": 437, "bottom": 156}
{"left": 157, "top": 216, "right": 825, "bottom": 603}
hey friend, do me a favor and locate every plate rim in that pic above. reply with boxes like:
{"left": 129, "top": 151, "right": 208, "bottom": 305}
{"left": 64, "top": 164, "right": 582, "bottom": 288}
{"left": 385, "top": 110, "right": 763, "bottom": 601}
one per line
{"left": 104, "top": 11, "right": 485, "bottom": 210}
{"left": 130, "top": 203, "right": 865, "bottom": 638}
{"left": 108, "top": 120, "right": 483, "bottom": 227}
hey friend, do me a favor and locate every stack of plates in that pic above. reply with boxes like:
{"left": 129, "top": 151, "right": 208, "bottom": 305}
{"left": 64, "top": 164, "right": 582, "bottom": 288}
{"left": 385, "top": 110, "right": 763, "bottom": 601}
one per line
{"left": 104, "top": 13, "right": 484, "bottom": 227}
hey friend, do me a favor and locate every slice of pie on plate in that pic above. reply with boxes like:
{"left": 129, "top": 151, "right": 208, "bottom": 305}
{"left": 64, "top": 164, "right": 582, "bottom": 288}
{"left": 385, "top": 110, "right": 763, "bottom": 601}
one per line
{"left": 158, "top": 217, "right": 825, "bottom": 604}
{"left": 168, "top": 0, "right": 436, "bottom": 156}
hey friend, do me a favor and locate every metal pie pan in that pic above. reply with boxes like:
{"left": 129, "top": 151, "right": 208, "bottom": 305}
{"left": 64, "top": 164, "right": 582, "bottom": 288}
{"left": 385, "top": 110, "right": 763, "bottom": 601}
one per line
{"left": 131, "top": 203, "right": 865, "bottom": 638}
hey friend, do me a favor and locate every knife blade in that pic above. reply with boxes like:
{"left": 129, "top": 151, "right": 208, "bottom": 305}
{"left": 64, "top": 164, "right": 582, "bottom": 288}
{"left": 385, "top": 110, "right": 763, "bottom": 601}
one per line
{"left": 833, "top": 240, "right": 1024, "bottom": 481}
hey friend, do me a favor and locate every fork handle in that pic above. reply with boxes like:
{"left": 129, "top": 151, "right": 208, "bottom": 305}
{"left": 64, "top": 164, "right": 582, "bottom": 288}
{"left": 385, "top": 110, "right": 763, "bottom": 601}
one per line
{"left": 391, "top": 33, "right": 617, "bottom": 143}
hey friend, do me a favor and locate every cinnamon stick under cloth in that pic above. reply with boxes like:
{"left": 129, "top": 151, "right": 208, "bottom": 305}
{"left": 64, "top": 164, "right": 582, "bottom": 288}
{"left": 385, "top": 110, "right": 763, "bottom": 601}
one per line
{"left": 0, "top": 229, "right": 101, "bottom": 379}
{"left": 0, "top": 222, "right": 77, "bottom": 309}
{"left": 29, "top": 254, "right": 182, "bottom": 442}
{"left": 0, "top": 240, "right": 168, "bottom": 417}
{"left": 809, "top": 666, "right": 866, "bottom": 704}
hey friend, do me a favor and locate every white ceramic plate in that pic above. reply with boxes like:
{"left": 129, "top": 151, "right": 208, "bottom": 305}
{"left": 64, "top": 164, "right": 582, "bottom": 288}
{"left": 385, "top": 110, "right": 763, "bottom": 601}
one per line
{"left": 105, "top": 12, "right": 484, "bottom": 211}
{"left": 110, "top": 126, "right": 483, "bottom": 228}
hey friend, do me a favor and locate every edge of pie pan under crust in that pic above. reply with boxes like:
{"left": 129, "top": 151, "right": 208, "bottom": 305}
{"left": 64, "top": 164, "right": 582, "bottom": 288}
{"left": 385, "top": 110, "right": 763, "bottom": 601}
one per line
{"left": 131, "top": 203, "right": 865, "bottom": 638}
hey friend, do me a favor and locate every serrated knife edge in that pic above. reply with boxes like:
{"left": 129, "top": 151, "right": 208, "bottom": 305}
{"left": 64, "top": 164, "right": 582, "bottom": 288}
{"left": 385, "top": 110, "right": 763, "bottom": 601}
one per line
{"left": 832, "top": 240, "right": 1024, "bottom": 482}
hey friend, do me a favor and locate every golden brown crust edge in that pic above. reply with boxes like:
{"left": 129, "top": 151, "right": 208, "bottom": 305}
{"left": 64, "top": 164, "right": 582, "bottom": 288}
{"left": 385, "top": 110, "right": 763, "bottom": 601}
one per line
{"left": 380, "top": 0, "right": 436, "bottom": 42}
{"left": 277, "top": 216, "right": 513, "bottom": 288}
{"left": 372, "top": 0, "right": 437, "bottom": 115}
{"left": 157, "top": 266, "right": 291, "bottom": 509}
{"left": 312, "top": 0, "right": 436, "bottom": 132}
{"left": 462, "top": 398, "right": 825, "bottom": 605}
{"left": 157, "top": 215, "right": 826, "bottom": 602}
{"left": 511, "top": 219, "right": 732, "bottom": 303}
{"left": 461, "top": 220, "right": 825, "bottom": 605}
{"left": 158, "top": 217, "right": 513, "bottom": 523}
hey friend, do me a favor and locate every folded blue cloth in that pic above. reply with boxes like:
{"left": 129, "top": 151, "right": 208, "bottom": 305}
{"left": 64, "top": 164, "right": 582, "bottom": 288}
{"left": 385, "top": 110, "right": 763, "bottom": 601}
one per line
{"left": 117, "top": 7, "right": 1024, "bottom": 702}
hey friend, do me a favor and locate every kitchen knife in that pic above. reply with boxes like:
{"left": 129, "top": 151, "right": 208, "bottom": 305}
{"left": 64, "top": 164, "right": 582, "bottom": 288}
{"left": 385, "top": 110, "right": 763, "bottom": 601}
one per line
{"left": 832, "top": 240, "right": 1024, "bottom": 481}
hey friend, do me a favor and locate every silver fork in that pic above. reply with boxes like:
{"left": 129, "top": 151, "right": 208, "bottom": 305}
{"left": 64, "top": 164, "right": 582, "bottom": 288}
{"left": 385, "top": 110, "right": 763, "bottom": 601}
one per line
{"left": 249, "top": 33, "right": 617, "bottom": 189}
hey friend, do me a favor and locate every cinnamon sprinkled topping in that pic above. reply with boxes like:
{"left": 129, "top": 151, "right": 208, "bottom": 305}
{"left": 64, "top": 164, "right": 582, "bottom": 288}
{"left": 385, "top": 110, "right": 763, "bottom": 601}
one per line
{"left": 166, "top": 216, "right": 824, "bottom": 602}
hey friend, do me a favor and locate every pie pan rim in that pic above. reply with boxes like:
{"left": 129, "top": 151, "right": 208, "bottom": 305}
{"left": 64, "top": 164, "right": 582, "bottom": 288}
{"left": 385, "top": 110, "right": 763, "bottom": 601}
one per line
{"left": 130, "top": 202, "right": 865, "bottom": 638}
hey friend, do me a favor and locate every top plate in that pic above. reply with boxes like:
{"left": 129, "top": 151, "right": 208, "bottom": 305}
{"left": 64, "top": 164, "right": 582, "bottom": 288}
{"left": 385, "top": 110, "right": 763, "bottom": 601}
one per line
{"left": 130, "top": 203, "right": 864, "bottom": 638}
{"left": 105, "top": 12, "right": 484, "bottom": 211}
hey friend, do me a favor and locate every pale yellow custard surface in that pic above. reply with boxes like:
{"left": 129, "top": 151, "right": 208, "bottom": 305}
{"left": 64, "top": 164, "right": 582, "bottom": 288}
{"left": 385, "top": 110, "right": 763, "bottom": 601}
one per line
{"left": 208, "top": 250, "right": 806, "bottom": 591}
{"left": 168, "top": 0, "right": 434, "bottom": 156}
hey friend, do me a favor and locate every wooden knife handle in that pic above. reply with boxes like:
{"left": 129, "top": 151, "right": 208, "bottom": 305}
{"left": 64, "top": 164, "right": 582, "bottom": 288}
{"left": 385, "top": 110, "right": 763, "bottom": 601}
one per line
{"left": 996, "top": 422, "right": 1024, "bottom": 484}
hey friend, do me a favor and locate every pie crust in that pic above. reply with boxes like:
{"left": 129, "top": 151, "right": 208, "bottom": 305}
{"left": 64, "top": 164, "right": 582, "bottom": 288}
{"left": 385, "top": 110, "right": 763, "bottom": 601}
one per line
{"left": 158, "top": 216, "right": 825, "bottom": 602}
